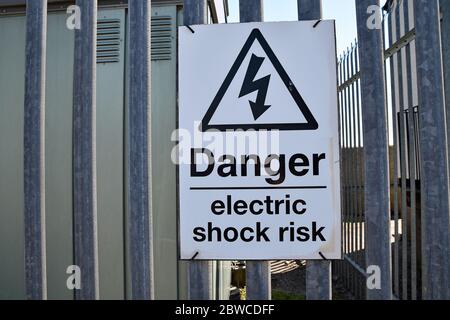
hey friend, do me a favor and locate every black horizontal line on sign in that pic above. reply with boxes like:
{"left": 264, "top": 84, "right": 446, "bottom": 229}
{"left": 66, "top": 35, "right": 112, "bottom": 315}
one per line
{"left": 190, "top": 186, "right": 327, "bottom": 190}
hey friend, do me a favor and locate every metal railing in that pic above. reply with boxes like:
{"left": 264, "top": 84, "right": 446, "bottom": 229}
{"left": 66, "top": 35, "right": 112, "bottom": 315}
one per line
{"left": 335, "top": 39, "right": 367, "bottom": 299}
{"left": 9, "top": 0, "right": 450, "bottom": 300}
{"left": 336, "top": 0, "right": 450, "bottom": 300}
{"left": 21, "top": 0, "right": 153, "bottom": 299}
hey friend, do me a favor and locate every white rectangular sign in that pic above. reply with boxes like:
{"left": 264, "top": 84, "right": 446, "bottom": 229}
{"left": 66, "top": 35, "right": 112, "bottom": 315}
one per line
{"left": 178, "top": 21, "right": 341, "bottom": 260}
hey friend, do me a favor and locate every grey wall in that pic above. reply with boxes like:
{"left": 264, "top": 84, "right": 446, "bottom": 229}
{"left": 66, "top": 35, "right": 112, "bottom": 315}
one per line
{"left": 44, "top": 11, "right": 75, "bottom": 300}
{"left": 0, "top": 14, "right": 26, "bottom": 300}
{"left": 150, "top": 4, "right": 181, "bottom": 299}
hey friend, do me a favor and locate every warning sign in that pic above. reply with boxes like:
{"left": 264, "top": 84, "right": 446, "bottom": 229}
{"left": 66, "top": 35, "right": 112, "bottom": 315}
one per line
{"left": 178, "top": 21, "right": 341, "bottom": 260}
{"left": 202, "top": 28, "right": 318, "bottom": 131}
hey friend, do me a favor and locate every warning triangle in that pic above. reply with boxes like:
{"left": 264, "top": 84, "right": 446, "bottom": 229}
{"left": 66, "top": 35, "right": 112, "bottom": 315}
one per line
{"left": 201, "top": 28, "right": 319, "bottom": 132}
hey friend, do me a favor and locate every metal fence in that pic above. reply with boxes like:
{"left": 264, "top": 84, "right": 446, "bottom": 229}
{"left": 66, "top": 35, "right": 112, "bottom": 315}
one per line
{"left": 20, "top": 0, "right": 153, "bottom": 300}
{"left": 335, "top": 38, "right": 367, "bottom": 299}
{"left": 386, "top": 0, "right": 420, "bottom": 300}
{"left": 335, "top": 0, "right": 450, "bottom": 300}
{"left": 5, "top": 0, "right": 450, "bottom": 300}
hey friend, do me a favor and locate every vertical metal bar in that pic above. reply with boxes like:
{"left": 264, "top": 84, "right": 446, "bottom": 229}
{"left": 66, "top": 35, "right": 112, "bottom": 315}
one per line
{"left": 239, "top": 0, "right": 263, "bottom": 23}
{"left": 354, "top": 42, "right": 363, "bottom": 271}
{"left": 350, "top": 44, "right": 358, "bottom": 295}
{"left": 442, "top": 0, "right": 450, "bottom": 287}
{"left": 187, "top": 261, "right": 212, "bottom": 300}
{"left": 352, "top": 44, "right": 358, "bottom": 261}
{"left": 297, "top": 0, "right": 322, "bottom": 20}
{"left": 239, "top": 0, "right": 271, "bottom": 301}
{"left": 246, "top": 261, "right": 271, "bottom": 300}
{"left": 344, "top": 48, "right": 351, "bottom": 291}
{"left": 357, "top": 54, "right": 364, "bottom": 300}
{"left": 338, "top": 57, "right": 342, "bottom": 147}
{"left": 357, "top": 44, "right": 366, "bottom": 277}
{"left": 343, "top": 48, "right": 350, "bottom": 290}
{"left": 354, "top": 44, "right": 360, "bottom": 268}
{"left": 340, "top": 57, "right": 345, "bottom": 277}
{"left": 403, "top": 0, "right": 417, "bottom": 300}
{"left": 387, "top": 5, "right": 400, "bottom": 298}
{"left": 413, "top": 0, "right": 450, "bottom": 300}
{"left": 341, "top": 51, "right": 347, "bottom": 289}
{"left": 305, "top": 260, "right": 332, "bottom": 299}
{"left": 73, "top": 0, "right": 99, "bottom": 300}
{"left": 394, "top": 2, "right": 408, "bottom": 299}
{"left": 338, "top": 56, "right": 345, "bottom": 286}
{"left": 346, "top": 48, "right": 352, "bottom": 264}
{"left": 355, "top": 0, "right": 392, "bottom": 300}
{"left": 338, "top": 56, "right": 344, "bottom": 283}
{"left": 128, "top": 0, "right": 154, "bottom": 300}
{"left": 184, "top": 0, "right": 212, "bottom": 300}
{"left": 185, "top": 0, "right": 208, "bottom": 26}
{"left": 24, "top": 0, "right": 47, "bottom": 300}
{"left": 298, "top": 0, "right": 332, "bottom": 300}
{"left": 347, "top": 48, "right": 353, "bottom": 290}
{"left": 354, "top": 45, "right": 361, "bottom": 275}
{"left": 442, "top": 0, "right": 450, "bottom": 179}
{"left": 356, "top": 70, "right": 364, "bottom": 299}
{"left": 348, "top": 46, "right": 354, "bottom": 294}
{"left": 340, "top": 56, "right": 345, "bottom": 150}
{"left": 341, "top": 52, "right": 347, "bottom": 289}
{"left": 398, "top": 110, "right": 408, "bottom": 300}
{"left": 342, "top": 54, "right": 349, "bottom": 292}
{"left": 349, "top": 53, "right": 356, "bottom": 293}
{"left": 407, "top": 107, "right": 417, "bottom": 300}
{"left": 381, "top": 14, "right": 390, "bottom": 297}
{"left": 440, "top": 0, "right": 450, "bottom": 293}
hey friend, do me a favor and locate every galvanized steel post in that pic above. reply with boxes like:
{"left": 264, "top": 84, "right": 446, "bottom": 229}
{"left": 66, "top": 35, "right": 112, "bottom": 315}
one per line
{"left": 442, "top": 1, "right": 450, "bottom": 176}
{"left": 413, "top": 0, "right": 450, "bottom": 300}
{"left": 355, "top": 0, "right": 392, "bottom": 300}
{"left": 72, "top": 0, "right": 99, "bottom": 300}
{"left": 24, "top": 0, "right": 47, "bottom": 300}
{"left": 246, "top": 261, "right": 271, "bottom": 300}
{"left": 73, "top": 0, "right": 99, "bottom": 300}
{"left": 297, "top": 0, "right": 332, "bottom": 301}
{"left": 297, "top": 0, "right": 322, "bottom": 21}
{"left": 127, "top": 0, "right": 154, "bottom": 300}
{"left": 183, "top": 0, "right": 213, "bottom": 301}
{"left": 238, "top": 0, "right": 271, "bottom": 301}
{"left": 239, "top": 0, "right": 264, "bottom": 23}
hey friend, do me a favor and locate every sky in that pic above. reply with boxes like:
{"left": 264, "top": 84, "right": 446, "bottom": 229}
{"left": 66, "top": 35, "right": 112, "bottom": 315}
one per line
{"left": 227, "top": 0, "right": 384, "bottom": 55}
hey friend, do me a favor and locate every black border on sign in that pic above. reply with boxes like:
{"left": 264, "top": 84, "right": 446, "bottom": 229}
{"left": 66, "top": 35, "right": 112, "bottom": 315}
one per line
{"left": 200, "top": 28, "right": 319, "bottom": 131}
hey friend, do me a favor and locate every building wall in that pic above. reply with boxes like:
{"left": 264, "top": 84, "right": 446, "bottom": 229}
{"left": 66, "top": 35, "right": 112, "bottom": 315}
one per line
{"left": 0, "top": 13, "right": 26, "bottom": 300}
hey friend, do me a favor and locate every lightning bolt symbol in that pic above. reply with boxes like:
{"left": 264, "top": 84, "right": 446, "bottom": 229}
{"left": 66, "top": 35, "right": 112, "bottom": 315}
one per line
{"left": 239, "top": 54, "right": 271, "bottom": 120}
